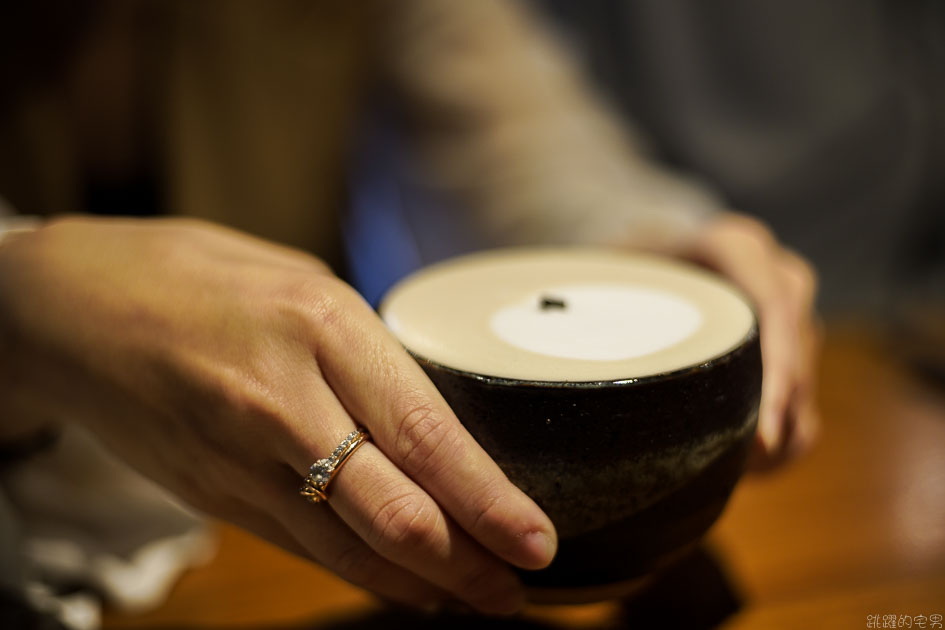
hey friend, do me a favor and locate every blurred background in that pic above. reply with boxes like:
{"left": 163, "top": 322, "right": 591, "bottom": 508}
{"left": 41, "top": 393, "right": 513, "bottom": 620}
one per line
{"left": 348, "top": 1, "right": 945, "bottom": 317}
{"left": 537, "top": 0, "right": 945, "bottom": 316}
{"left": 2, "top": 1, "right": 943, "bottom": 317}
{"left": 1, "top": 1, "right": 944, "bottom": 629}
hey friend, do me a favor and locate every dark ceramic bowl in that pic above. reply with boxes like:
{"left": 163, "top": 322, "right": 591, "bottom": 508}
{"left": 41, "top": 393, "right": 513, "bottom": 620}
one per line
{"left": 412, "top": 328, "right": 760, "bottom": 601}
{"left": 380, "top": 249, "right": 762, "bottom": 602}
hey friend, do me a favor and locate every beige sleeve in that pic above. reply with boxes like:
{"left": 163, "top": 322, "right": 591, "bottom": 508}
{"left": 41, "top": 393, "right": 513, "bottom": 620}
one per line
{"left": 379, "top": 0, "right": 723, "bottom": 251}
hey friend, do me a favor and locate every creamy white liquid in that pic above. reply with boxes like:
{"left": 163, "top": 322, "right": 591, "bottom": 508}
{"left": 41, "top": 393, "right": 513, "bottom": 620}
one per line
{"left": 490, "top": 284, "right": 702, "bottom": 361}
{"left": 381, "top": 248, "right": 755, "bottom": 382}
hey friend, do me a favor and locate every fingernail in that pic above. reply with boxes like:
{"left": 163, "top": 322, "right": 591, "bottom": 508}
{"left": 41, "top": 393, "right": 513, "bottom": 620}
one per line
{"left": 759, "top": 421, "right": 776, "bottom": 453}
{"left": 757, "top": 406, "right": 779, "bottom": 453}
{"left": 518, "top": 530, "right": 557, "bottom": 570}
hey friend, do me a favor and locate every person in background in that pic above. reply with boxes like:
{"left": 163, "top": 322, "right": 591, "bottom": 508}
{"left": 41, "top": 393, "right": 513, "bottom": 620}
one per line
{"left": 531, "top": 0, "right": 944, "bottom": 318}
{"left": 527, "top": 0, "right": 945, "bottom": 385}
{"left": 0, "top": 1, "right": 818, "bottom": 626}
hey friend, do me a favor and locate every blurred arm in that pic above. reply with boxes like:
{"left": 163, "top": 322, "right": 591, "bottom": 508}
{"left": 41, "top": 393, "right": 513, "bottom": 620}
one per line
{"left": 379, "top": 0, "right": 721, "bottom": 251}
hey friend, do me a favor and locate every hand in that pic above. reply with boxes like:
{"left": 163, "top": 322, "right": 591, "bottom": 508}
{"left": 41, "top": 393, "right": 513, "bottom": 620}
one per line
{"left": 0, "top": 216, "right": 557, "bottom": 614}
{"left": 682, "top": 213, "right": 822, "bottom": 472}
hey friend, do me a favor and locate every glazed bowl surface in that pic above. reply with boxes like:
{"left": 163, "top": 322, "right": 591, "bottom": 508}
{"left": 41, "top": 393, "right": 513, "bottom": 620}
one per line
{"left": 380, "top": 248, "right": 762, "bottom": 601}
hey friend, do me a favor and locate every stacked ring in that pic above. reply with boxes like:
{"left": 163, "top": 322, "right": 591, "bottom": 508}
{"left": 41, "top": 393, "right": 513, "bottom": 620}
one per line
{"left": 300, "top": 428, "right": 371, "bottom": 504}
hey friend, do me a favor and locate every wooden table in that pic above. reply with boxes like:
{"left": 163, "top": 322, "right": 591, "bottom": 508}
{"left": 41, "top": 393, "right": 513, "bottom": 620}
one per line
{"left": 103, "top": 325, "right": 945, "bottom": 629}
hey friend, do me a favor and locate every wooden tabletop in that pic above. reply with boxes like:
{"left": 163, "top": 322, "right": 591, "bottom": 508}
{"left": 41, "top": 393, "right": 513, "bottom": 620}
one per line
{"left": 103, "top": 324, "right": 945, "bottom": 629}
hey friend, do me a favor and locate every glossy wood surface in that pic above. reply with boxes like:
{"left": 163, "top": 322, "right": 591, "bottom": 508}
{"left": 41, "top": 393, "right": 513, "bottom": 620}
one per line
{"left": 103, "top": 325, "right": 945, "bottom": 629}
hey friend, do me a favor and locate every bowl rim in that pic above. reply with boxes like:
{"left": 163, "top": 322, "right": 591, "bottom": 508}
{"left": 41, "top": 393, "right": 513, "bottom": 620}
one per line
{"left": 408, "top": 325, "right": 760, "bottom": 389}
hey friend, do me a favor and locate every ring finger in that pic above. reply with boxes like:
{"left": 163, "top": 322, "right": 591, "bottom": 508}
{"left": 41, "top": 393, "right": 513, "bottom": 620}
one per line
{"left": 279, "top": 378, "right": 526, "bottom": 615}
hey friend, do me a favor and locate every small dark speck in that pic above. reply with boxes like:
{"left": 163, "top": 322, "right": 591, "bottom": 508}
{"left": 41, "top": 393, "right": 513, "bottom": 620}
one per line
{"left": 540, "top": 295, "right": 567, "bottom": 310}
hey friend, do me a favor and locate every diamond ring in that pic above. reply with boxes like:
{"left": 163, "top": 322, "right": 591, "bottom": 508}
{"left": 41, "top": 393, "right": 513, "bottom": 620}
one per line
{"left": 299, "top": 428, "right": 371, "bottom": 504}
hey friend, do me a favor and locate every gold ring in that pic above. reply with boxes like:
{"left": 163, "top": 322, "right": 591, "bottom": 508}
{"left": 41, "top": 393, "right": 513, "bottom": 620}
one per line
{"left": 299, "top": 429, "right": 370, "bottom": 504}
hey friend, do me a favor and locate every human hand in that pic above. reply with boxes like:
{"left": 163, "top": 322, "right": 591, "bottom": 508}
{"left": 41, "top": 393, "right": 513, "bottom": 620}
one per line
{"left": 0, "top": 216, "right": 556, "bottom": 614}
{"left": 681, "top": 213, "right": 822, "bottom": 472}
